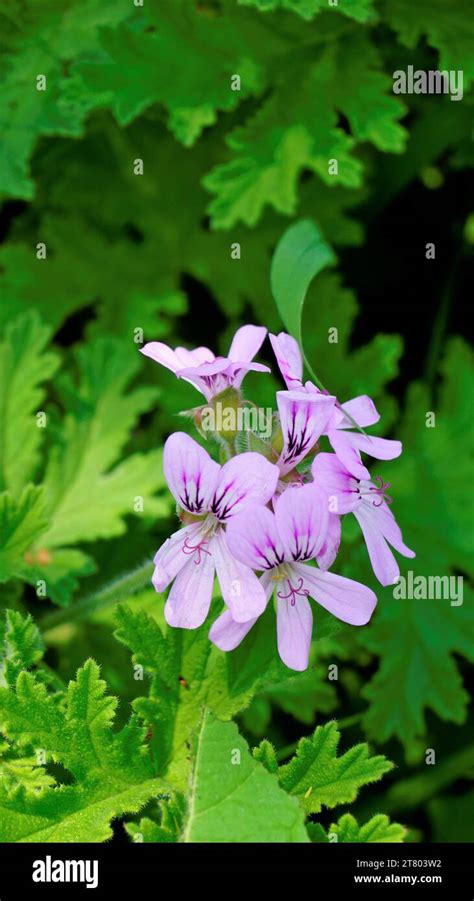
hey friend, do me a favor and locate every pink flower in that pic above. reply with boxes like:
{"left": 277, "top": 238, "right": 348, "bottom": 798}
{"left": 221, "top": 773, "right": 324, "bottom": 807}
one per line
{"left": 209, "top": 484, "right": 377, "bottom": 671}
{"left": 270, "top": 331, "right": 402, "bottom": 479}
{"left": 311, "top": 452, "right": 415, "bottom": 586}
{"left": 152, "top": 432, "right": 279, "bottom": 628}
{"left": 140, "top": 325, "right": 270, "bottom": 402}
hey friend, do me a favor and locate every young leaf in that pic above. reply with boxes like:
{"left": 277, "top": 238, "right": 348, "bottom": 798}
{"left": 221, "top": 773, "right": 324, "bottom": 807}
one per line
{"left": 114, "top": 604, "right": 179, "bottom": 690}
{"left": 0, "top": 749, "right": 56, "bottom": 796}
{"left": 0, "top": 610, "right": 43, "bottom": 688}
{"left": 252, "top": 739, "right": 278, "bottom": 773}
{"left": 307, "top": 813, "right": 406, "bottom": 842}
{"left": 328, "top": 812, "right": 406, "bottom": 842}
{"left": 278, "top": 721, "right": 392, "bottom": 813}
{"left": 125, "top": 792, "right": 186, "bottom": 843}
{"left": 181, "top": 709, "right": 309, "bottom": 842}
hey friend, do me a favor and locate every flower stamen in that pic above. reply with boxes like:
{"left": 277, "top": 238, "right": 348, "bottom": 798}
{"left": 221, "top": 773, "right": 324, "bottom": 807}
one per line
{"left": 182, "top": 536, "right": 212, "bottom": 565}
{"left": 369, "top": 475, "right": 393, "bottom": 507}
{"left": 277, "top": 577, "right": 310, "bottom": 606}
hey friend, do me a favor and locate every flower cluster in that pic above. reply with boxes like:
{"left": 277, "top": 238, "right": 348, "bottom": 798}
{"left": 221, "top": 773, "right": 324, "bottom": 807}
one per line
{"left": 140, "top": 326, "right": 415, "bottom": 671}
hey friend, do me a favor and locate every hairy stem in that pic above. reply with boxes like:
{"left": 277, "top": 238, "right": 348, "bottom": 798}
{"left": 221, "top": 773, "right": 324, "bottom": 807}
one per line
{"left": 40, "top": 560, "right": 154, "bottom": 631}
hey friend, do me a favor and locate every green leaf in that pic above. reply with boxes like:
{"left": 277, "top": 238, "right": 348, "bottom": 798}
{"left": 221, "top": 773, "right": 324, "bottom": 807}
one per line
{"left": 0, "top": 748, "right": 56, "bottom": 796}
{"left": 0, "top": 0, "right": 133, "bottom": 198}
{"left": 306, "top": 821, "right": 329, "bottom": 842}
{"left": 429, "top": 789, "right": 474, "bottom": 843}
{"left": 239, "top": 0, "right": 376, "bottom": 23}
{"left": 0, "top": 240, "right": 187, "bottom": 338}
{"left": 0, "top": 659, "right": 164, "bottom": 842}
{"left": 0, "top": 488, "right": 48, "bottom": 584}
{"left": 301, "top": 271, "right": 404, "bottom": 401}
{"left": 327, "top": 812, "right": 406, "bottom": 842}
{"left": 0, "top": 321, "right": 169, "bottom": 604}
{"left": 271, "top": 218, "right": 336, "bottom": 353}
{"left": 73, "top": 2, "right": 264, "bottom": 146}
{"left": 39, "top": 336, "right": 167, "bottom": 549}
{"left": 114, "top": 604, "right": 309, "bottom": 788}
{"left": 114, "top": 604, "right": 179, "bottom": 690}
{"left": 240, "top": 631, "right": 340, "bottom": 737}
{"left": 0, "top": 312, "right": 59, "bottom": 493}
{"left": 358, "top": 339, "right": 474, "bottom": 756}
{"left": 264, "top": 666, "right": 338, "bottom": 724}
{"left": 204, "top": 82, "right": 362, "bottom": 229}
{"left": 384, "top": 0, "right": 474, "bottom": 86}
{"left": 23, "top": 549, "right": 96, "bottom": 608}
{"left": 204, "top": 34, "right": 405, "bottom": 228}
{"left": 278, "top": 721, "right": 393, "bottom": 813}
{"left": 125, "top": 792, "right": 186, "bottom": 843}
{"left": 252, "top": 739, "right": 279, "bottom": 773}
{"left": 181, "top": 709, "right": 309, "bottom": 842}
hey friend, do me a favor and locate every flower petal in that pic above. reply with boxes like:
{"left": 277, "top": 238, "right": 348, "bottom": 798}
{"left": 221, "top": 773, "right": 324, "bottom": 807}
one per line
{"left": 228, "top": 325, "right": 267, "bottom": 363}
{"left": 375, "top": 502, "right": 416, "bottom": 558}
{"left": 317, "top": 512, "right": 341, "bottom": 571}
{"left": 209, "top": 609, "right": 258, "bottom": 651}
{"left": 351, "top": 434, "right": 403, "bottom": 461}
{"left": 211, "top": 452, "right": 279, "bottom": 520}
{"left": 354, "top": 499, "right": 415, "bottom": 587}
{"left": 326, "top": 429, "right": 370, "bottom": 481}
{"left": 277, "top": 390, "right": 336, "bottom": 475}
{"left": 152, "top": 522, "right": 206, "bottom": 591}
{"left": 140, "top": 342, "right": 214, "bottom": 374}
{"left": 213, "top": 529, "right": 267, "bottom": 622}
{"left": 352, "top": 504, "right": 400, "bottom": 585}
{"left": 230, "top": 360, "right": 271, "bottom": 390}
{"left": 164, "top": 432, "right": 219, "bottom": 514}
{"left": 337, "top": 395, "right": 380, "bottom": 429}
{"left": 274, "top": 483, "right": 328, "bottom": 562}
{"left": 226, "top": 505, "right": 285, "bottom": 570}
{"left": 311, "top": 452, "right": 359, "bottom": 514}
{"left": 276, "top": 580, "right": 313, "bottom": 671}
{"left": 269, "top": 332, "right": 303, "bottom": 389}
{"left": 164, "top": 545, "right": 215, "bottom": 629}
{"left": 293, "top": 562, "right": 377, "bottom": 625}
{"left": 176, "top": 358, "right": 232, "bottom": 401}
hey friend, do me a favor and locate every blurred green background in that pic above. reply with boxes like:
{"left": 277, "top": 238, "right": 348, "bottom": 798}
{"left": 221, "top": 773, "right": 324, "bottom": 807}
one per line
{"left": 0, "top": 0, "right": 473, "bottom": 842}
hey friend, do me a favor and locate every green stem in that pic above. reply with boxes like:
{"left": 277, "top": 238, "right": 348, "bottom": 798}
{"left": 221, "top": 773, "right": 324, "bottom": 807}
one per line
{"left": 303, "top": 352, "right": 367, "bottom": 437}
{"left": 276, "top": 740, "right": 299, "bottom": 763}
{"left": 337, "top": 713, "right": 363, "bottom": 730}
{"left": 424, "top": 255, "right": 458, "bottom": 392}
{"left": 40, "top": 560, "right": 154, "bottom": 631}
